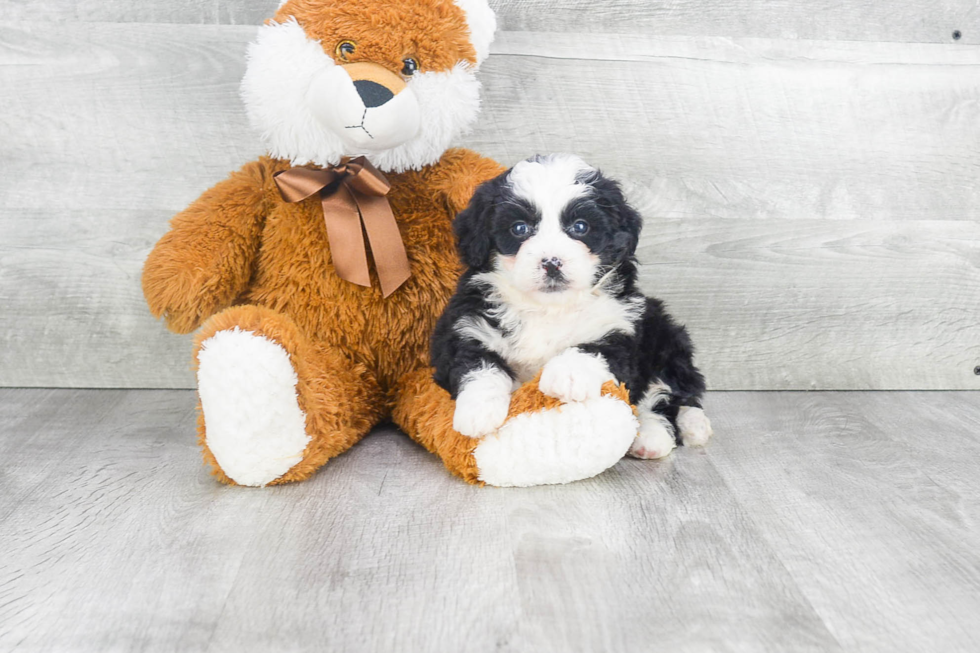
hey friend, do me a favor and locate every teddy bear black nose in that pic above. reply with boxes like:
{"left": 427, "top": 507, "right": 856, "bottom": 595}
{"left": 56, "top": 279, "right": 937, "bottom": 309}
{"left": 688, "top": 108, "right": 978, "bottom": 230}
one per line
{"left": 353, "top": 80, "right": 394, "bottom": 108}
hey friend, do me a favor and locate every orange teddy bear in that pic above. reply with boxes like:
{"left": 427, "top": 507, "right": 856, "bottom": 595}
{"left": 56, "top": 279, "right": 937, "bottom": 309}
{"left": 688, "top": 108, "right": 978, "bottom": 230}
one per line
{"left": 142, "top": 0, "right": 638, "bottom": 488}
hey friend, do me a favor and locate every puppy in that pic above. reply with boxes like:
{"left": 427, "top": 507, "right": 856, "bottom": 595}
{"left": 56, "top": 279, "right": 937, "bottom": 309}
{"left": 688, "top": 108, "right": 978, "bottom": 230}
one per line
{"left": 431, "top": 154, "right": 712, "bottom": 459}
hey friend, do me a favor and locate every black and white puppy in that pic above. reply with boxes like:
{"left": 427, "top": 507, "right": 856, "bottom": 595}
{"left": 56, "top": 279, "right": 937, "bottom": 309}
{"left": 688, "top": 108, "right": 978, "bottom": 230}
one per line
{"left": 431, "top": 154, "right": 712, "bottom": 459}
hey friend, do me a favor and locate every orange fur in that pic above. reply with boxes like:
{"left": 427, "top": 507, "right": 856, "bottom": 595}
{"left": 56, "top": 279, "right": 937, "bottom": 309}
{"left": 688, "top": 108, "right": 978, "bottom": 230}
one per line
{"left": 506, "top": 374, "right": 634, "bottom": 420}
{"left": 276, "top": 0, "right": 477, "bottom": 74}
{"left": 142, "top": 161, "right": 271, "bottom": 335}
{"left": 393, "top": 368, "right": 483, "bottom": 483}
{"left": 392, "top": 370, "right": 634, "bottom": 485}
{"left": 145, "top": 149, "right": 505, "bottom": 484}
{"left": 192, "top": 305, "right": 386, "bottom": 485}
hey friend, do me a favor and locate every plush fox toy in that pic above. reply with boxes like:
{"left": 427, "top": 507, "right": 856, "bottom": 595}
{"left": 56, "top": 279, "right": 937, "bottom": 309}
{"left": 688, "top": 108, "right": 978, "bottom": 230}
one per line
{"left": 142, "top": 0, "right": 639, "bottom": 488}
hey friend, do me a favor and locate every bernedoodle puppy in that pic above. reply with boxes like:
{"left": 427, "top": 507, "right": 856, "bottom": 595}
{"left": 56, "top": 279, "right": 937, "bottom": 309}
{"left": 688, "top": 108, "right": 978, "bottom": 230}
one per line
{"left": 431, "top": 154, "right": 713, "bottom": 460}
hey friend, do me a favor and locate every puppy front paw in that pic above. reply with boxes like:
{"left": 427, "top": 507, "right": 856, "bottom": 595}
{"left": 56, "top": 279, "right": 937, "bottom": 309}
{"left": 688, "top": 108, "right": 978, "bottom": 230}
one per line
{"left": 453, "top": 388, "right": 511, "bottom": 438}
{"left": 539, "top": 348, "right": 614, "bottom": 403}
{"left": 452, "top": 366, "right": 514, "bottom": 438}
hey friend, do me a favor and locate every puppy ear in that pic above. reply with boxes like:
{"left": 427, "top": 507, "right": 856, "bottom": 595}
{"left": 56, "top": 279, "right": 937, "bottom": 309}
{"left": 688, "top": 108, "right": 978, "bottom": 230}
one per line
{"left": 454, "top": 171, "right": 506, "bottom": 269}
{"left": 590, "top": 173, "right": 643, "bottom": 258}
{"left": 615, "top": 200, "right": 643, "bottom": 257}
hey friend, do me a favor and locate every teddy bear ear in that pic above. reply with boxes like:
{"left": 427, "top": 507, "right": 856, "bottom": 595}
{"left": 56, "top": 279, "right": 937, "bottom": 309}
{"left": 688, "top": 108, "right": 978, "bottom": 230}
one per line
{"left": 453, "top": 0, "right": 497, "bottom": 67}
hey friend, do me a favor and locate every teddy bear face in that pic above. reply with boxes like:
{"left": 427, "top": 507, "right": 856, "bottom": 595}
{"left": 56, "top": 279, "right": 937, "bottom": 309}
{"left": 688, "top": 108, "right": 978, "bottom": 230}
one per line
{"left": 241, "top": 0, "right": 495, "bottom": 173}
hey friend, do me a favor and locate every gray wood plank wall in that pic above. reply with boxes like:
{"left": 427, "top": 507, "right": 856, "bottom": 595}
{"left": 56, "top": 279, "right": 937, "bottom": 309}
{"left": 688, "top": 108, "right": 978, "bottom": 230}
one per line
{"left": 1, "top": 2, "right": 978, "bottom": 390}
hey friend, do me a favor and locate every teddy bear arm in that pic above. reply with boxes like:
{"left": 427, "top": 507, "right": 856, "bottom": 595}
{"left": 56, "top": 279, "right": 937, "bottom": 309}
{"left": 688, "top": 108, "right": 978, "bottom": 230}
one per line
{"left": 393, "top": 368, "right": 638, "bottom": 487}
{"left": 142, "top": 161, "right": 270, "bottom": 334}
{"left": 435, "top": 148, "right": 507, "bottom": 215}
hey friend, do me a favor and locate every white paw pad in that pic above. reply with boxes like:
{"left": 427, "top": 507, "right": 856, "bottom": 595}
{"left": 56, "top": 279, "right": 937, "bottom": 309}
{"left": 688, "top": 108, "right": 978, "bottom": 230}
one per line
{"left": 677, "top": 406, "right": 713, "bottom": 446}
{"left": 539, "top": 348, "right": 614, "bottom": 403}
{"left": 628, "top": 414, "right": 677, "bottom": 460}
{"left": 197, "top": 328, "right": 311, "bottom": 486}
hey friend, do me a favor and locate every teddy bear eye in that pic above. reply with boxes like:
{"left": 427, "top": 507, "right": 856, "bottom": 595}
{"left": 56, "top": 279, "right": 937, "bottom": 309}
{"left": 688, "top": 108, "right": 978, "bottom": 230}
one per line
{"left": 336, "top": 40, "right": 356, "bottom": 61}
{"left": 401, "top": 58, "right": 419, "bottom": 76}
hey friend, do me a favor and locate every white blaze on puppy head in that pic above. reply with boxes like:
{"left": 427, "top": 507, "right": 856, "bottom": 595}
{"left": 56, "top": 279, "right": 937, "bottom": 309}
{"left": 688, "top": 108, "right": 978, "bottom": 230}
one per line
{"left": 243, "top": 0, "right": 496, "bottom": 173}
{"left": 496, "top": 154, "right": 602, "bottom": 301}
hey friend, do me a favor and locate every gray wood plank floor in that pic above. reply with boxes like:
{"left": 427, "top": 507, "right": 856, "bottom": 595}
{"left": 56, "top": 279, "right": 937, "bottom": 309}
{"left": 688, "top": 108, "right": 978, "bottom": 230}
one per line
{"left": 1, "top": 389, "right": 978, "bottom": 652}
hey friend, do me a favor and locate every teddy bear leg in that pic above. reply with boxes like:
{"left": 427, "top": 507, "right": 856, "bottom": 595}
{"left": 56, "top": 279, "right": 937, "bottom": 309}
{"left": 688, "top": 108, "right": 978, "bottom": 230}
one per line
{"left": 393, "top": 368, "right": 639, "bottom": 487}
{"left": 193, "top": 305, "right": 385, "bottom": 487}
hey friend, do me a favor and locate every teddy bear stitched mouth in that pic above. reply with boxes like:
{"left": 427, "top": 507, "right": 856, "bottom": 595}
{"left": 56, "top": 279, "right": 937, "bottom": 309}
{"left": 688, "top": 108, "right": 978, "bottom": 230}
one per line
{"left": 341, "top": 80, "right": 396, "bottom": 140}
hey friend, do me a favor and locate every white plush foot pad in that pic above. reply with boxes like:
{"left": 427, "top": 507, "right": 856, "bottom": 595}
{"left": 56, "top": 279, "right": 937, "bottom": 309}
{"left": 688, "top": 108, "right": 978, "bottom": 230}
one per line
{"left": 677, "top": 406, "right": 713, "bottom": 447}
{"left": 197, "top": 328, "right": 311, "bottom": 487}
{"left": 473, "top": 395, "right": 637, "bottom": 487}
{"left": 628, "top": 413, "right": 676, "bottom": 460}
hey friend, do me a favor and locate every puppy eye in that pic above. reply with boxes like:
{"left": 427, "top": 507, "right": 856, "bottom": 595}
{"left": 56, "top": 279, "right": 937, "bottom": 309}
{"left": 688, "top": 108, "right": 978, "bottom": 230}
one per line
{"left": 571, "top": 219, "right": 590, "bottom": 235}
{"left": 336, "top": 40, "right": 357, "bottom": 61}
{"left": 510, "top": 221, "right": 529, "bottom": 237}
{"left": 401, "top": 58, "right": 419, "bottom": 76}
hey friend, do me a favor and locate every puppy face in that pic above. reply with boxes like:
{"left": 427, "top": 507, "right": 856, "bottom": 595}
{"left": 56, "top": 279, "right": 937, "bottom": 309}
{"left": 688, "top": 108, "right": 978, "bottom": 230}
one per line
{"left": 241, "top": 0, "right": 495, "bottom": 173}
{"left": 455, "top": 154, "right": 643, "bottom": 301}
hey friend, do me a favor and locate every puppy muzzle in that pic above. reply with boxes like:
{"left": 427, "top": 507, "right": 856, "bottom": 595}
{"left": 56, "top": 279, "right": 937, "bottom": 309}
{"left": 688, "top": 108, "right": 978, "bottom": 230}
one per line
{"left": 307, "top": 62, "right": 421, "bottom": 152}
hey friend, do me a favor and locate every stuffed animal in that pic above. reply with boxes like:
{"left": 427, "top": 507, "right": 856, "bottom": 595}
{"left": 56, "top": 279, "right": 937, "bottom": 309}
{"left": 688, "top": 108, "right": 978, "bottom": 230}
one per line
{"left": 142, "top": 0, "right": 640, "bottom": 488}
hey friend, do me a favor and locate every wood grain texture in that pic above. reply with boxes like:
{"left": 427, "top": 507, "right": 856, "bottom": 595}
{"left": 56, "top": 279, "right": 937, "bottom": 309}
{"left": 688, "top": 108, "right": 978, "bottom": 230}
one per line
{"left": 2, "top": 389, "right": 979, "bottom": 652}
{"left": 706, "top": 391, "right": 980, "bottom": 653}
{"left": 490, "top": 1, "right": 979, "bottom": 45}
{"left": 1, "top": 0, "right": 976, "bottom": 45}
{"left": 485, "top": 32, "right": 980, "bottom": 222}
{"left": 638, "top": 219, "right": 980, "bottom": 391}
{"left": 4, "top": 212, "right": 978, "bottom": 390}
{"left": 0, "top": 209, "right": 195, "bottom": 388}
{"left": 2, "top": 23, "right": 979, "bottom": 389}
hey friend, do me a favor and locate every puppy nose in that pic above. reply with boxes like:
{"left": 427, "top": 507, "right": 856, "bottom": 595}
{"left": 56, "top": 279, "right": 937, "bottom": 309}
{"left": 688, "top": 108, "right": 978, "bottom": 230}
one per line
{"left": 353, "top": 80, "right": 394, "bottom": 108}
{"left": 541, "top": 257, "right": 563, "bottom": 278}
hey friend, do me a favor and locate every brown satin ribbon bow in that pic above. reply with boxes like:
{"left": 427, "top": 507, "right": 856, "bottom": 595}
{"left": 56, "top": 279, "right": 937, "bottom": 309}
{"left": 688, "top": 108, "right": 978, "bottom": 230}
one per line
{"left": 273, "top": 156, "right": 410, "bottom": 298}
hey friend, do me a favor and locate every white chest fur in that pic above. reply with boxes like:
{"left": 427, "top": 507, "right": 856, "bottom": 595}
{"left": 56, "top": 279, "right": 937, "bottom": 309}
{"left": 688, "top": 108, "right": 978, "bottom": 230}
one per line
{"left": 455, "top": 274, "right": 644, "bottom": 383}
